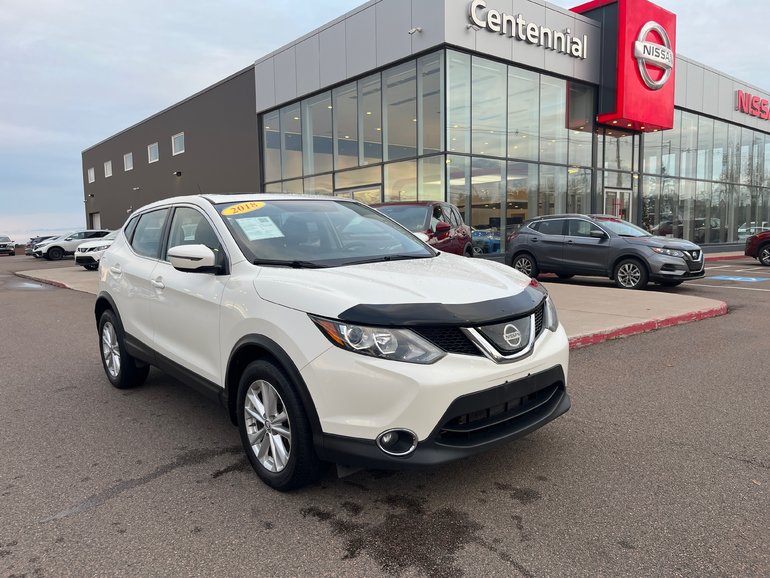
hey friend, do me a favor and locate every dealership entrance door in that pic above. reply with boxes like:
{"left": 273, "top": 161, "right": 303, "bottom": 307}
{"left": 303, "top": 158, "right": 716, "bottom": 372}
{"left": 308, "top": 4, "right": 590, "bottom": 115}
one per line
{"left": 90, "top": 212, "right": 101, "bottom": 229}
{"left": 603, "top": 188, "right": 633, "bottom": 221}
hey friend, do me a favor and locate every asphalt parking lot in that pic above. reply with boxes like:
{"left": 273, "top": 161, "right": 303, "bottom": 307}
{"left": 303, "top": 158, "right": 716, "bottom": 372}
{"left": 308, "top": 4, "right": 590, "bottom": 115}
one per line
{"left": 0, "top": 255, "right": 768, "bottom": 577}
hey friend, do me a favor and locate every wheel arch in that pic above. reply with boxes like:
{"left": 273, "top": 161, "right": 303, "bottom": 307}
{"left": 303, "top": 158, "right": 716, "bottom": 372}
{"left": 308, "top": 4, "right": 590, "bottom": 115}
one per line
{"left": 225, "top": 335, "right": 322, "bottom": 441}
{"left": 95, "top": 292, "right": 120, "bottom": 330}
{"left": 610, "top": 254, "right": 649, "bottom": 280}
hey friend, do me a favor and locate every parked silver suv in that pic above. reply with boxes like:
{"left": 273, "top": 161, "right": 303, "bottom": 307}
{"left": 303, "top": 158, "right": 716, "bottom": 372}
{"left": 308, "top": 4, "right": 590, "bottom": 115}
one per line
{"left": 507, "top": 214, "right": 705, "bottom": 290}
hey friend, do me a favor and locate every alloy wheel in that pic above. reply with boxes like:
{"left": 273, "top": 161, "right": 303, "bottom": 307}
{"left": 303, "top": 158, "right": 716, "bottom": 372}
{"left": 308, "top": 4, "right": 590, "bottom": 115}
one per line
{"left": 514, "top": 256, "right": 533, "bottom": 276}
{"left": 760, "top": 247, "right": 770, "bottom": 266}
{"left": 101, "top": 321, "right": 121, "bottom": 379}
{"left": 617, "top": 263, "right": 641, "bottom": 288}
{"left": 244, "top": 380, "right": 292, "bottom": 473}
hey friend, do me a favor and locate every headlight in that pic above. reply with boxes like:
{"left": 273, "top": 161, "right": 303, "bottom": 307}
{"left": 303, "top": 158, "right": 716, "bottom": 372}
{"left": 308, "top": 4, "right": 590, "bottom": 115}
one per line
{"left": 92, "top": 244, "right": 109, "bottom": 251}
{"left": 651, "top": 247, "right": 685, "bottom": 258}
{"left": 544, "top": 296, "right": 559, "bottom": 332}
{"left": 310, "top": 316, "right": 445, "bottom": 364}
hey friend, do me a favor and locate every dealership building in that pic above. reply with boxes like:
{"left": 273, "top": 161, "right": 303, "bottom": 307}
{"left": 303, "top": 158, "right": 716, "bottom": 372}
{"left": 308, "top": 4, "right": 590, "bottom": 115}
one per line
{"left": 82, "top": 0, "right": 770, "bottom": 251}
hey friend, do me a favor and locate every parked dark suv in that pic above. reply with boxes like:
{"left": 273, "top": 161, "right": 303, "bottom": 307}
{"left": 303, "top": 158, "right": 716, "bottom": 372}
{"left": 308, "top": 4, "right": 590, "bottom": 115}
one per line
{"left": 745, "top": 230, "right": 770, "bottom": 265}
{"left": 507, "top": 214, "right": 705, "bottom": 289}
{"left": 371, "top": 202, "right": 473, "bottom": 257}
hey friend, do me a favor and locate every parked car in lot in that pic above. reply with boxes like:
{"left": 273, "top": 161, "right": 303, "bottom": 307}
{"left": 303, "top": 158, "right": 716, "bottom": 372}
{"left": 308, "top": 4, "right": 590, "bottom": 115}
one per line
{"left": 26, "top": 236, "right": 57, "bottom": 256}
{"left": 75, "top": 230, "right": 119, "bottom": 270}
{"left": 0, "top": 235, "right": 15, "bottom": 256}
{"left": 370, "top": 201, "right": 473, "bottom": 257}
{"left": 507, "top": 214, "right": 705, "bottom": 290}
{"left": 738, "top": 221, "right": 770, "bottom": 241}
{"left": 745, "top": 229, "right": 770, "bottom": 265}
{"left": 33, "top": 229, "right": 111, "bottom": 260}
{"left": 96, "top": 194, "right": 570, "bottom": 490}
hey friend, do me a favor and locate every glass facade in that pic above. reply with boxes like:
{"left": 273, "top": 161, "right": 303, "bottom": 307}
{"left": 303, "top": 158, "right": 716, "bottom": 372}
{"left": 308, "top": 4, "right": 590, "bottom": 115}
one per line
{"left": 642, "top": 110, "right": 770, "bottom": 243}
{"left": 261, "top": 47, "right": 770, "bottom": 251}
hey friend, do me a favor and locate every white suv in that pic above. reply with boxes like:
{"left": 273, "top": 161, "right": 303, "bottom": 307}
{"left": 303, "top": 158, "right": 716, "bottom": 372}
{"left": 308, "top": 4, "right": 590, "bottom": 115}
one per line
{"left": 96, "top": 195, "right": 570, "bottom": 490}
{"left": 75, "top": 230, "right": 119, "bottom": 270}
{"left": 34, "top": 229, "right": 111, "bottom": 260}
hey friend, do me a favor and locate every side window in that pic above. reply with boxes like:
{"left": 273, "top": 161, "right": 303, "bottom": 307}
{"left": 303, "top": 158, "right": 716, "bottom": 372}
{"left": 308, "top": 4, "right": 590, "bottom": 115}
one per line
{"left": 87, "top": 231, "right": 108, "bottom": 239}
{"left": 166, "top": 207, "right": 223, "bottom": 263}
{"left": 536, "top": 219, "right": 565, "bottom": 236}
{"left": 69, "top": 232, "right": 86, "bottom": 240}
{"left": 568, "top": 220, "right": 595, "bottom": 237}
{"left": 131, "top": 209, "right": 170, "bottom": 259}
{"left": 124, "top": 216, "right": 140, "bottom": 243}
{"left": 451, "top": 207, "right": 464, "bottom": 227}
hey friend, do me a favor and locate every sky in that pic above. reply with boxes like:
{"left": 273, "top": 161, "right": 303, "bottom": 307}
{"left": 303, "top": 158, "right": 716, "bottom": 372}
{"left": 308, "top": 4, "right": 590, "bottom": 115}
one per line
{"left": 2, "top": 0, "right": 769, "bottom": 242}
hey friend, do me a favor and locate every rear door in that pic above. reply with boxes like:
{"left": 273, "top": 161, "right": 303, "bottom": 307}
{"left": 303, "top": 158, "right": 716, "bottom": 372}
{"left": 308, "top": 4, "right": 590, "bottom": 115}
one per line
{"left": 529, "top": 219, "right": 566, "bottom": 270}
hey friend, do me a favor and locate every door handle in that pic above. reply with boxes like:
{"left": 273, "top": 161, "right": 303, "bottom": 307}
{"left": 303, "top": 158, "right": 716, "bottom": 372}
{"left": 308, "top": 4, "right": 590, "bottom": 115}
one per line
{"left": 109, "top": 265, "right": 122, "bottom": 275}
{"left": 531, "top": 238, "right": 539, "bottom": 243}
{"left": 151, "top": 278, "right": 165, "bottom": 290}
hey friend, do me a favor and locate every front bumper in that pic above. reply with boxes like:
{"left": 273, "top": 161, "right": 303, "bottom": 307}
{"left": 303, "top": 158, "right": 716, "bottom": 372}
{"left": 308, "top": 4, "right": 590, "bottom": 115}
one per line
{"left": 301, "top": 321, "right": 569, "bottom": 466}
{"left": 75, "top": 254, "right": 98, "bottom": 265}
{"left": 318, "top": 365, "right": 570, "bottom": 469}
{"left": 647, "top": 253, "right": 705, "bottom": 282}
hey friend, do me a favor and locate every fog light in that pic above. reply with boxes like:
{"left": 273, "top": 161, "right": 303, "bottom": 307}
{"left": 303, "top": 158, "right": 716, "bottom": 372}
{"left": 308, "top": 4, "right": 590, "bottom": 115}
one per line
{"left": 376, "top": 429, "right": 417, "bottom": 456}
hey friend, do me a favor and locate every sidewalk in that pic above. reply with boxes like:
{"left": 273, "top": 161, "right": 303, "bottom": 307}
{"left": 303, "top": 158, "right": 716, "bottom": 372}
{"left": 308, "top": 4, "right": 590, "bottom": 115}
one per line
{"left": 16, "top": 263, "right": 729, "bottom": 351}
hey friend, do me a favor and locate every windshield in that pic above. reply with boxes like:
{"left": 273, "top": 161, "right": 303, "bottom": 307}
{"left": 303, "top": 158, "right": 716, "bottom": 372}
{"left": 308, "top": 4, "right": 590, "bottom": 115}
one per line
{"left": 0, "top": 236, "right": 10, "bottom": 242}
{"left": 103, "top": 230, "right": 119, "bottom": 240}
{"left": 374, "top": 205, "right": 430, "bottom": 232}
{"left": 596, "top": 218, "right": 651, "bottom": 238}
{"left": 215, "top": 199, "right": 434, "bottom": 267}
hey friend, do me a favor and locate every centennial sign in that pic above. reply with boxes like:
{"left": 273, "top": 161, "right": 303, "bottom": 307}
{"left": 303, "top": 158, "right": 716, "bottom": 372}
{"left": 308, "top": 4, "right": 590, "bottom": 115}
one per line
{"left": 468, "top": 0, "right": 588, "bottom": 60}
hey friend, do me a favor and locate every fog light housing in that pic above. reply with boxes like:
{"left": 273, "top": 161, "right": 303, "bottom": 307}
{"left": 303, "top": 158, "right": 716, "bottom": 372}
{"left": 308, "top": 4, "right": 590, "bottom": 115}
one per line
{"left": 376, "top": 429, "right": 417, "bottom": 456}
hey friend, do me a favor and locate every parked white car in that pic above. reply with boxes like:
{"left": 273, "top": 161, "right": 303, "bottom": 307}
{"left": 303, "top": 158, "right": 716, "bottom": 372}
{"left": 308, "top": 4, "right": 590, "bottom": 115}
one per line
{"left": 96, "top": 195, "right": 570, "bottom": 490}
{"left": 75, "top": 230, "right": 118, "bottom": 270}
{"left": 34, "top": 229, "right": 111, "bottom": 260}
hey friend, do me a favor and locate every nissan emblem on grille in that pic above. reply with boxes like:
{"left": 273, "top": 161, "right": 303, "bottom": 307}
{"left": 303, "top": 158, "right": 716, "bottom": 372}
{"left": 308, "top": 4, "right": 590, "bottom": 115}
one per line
{"left": 633, "top": 21, "right": 673, "bottom": 91}
{"left": 503, "top": 324, "right": 522, "bottom": 348}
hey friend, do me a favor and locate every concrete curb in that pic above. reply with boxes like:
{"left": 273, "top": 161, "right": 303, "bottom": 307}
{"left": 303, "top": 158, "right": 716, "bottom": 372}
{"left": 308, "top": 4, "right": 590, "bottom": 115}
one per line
{"left": 568, "top": 301, "right": 729, "bottom": 350}
{"left": 15, "top": 272, "right": 68, "bottom": 290}
{"left": 704, "top": 254, "right": 745, "bottom": 262}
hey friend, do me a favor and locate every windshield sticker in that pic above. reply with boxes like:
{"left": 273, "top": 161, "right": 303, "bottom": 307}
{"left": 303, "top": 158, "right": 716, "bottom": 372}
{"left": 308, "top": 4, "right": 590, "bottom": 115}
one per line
{"left": 222, "top": 201, "right": 265, "bottom": 216}
{"left": 236, "top": 216, "right": 285, "bottom": 241}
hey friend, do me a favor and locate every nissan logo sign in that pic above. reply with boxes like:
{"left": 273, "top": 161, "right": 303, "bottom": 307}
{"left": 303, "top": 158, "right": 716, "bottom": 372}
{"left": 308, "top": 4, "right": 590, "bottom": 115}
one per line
{"left": 502, "top": 324, "right": 522, "bottom": 348}
{"left": 633, "top": 21, "right": 673, "bottom": 91}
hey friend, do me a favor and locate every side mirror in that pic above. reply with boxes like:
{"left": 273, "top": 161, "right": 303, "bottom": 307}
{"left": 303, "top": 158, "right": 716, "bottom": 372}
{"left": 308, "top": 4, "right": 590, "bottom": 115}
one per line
{"left": 168, "top": 244, "right": 217, "bottom": 273}
{"left": 589, "top": 230, "right": 607, "bottom": 239}
{"left": 435, "top": 221, "right": 451, "bottom": 238}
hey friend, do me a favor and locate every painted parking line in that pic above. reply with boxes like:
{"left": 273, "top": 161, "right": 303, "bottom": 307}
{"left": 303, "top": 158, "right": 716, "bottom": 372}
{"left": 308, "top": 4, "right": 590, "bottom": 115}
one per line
{"left": 705, "top": 265, "right": 734, "bottom": 269}
{"left": 708, "top": 275, "right": 770, "bottom": 283}
{"left": 695, "top": 283, "right": 770, "bottom": 292}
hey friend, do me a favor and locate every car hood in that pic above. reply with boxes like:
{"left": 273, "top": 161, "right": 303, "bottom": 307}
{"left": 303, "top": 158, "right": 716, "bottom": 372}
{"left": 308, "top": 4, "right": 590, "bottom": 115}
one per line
{"left": 253, "top": 252, "right": 542, "bottom": 323}
{"left": 624, "top": 236, "right": 701, "bottom": 250}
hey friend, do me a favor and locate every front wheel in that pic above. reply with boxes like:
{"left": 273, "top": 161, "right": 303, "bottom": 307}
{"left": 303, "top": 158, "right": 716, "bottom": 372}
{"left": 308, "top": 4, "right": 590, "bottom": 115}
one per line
{"left": 47, "top": 247, "right": 64, "bottom": 260}
{"left": 512, "top": 253, "right": 539, "bottom": 278}
{"left": 758, "top": 245, "right": 770, "bottom": 266}
{"left": 614, "top": 259, "right": 648, "bottom": 290}
{"left": 84, "top": 263, "right": 99, "bottom": 271}
{"left": 237, "top": 360, "right": 320, "bottom": 491}
{"left": 98, "top": 310, "right": 149, "bottom": 389}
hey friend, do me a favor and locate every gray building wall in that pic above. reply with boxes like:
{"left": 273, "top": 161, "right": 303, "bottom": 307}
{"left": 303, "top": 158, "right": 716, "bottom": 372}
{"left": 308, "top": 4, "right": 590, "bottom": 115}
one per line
{"left": 675, "top": 55, "right": 770, "bottom": 132}
{"left": 254, "top": 0, "right": 602, "bottom": 114}
{"left": 82, "top": 67, "right": 259, "bottom": 230}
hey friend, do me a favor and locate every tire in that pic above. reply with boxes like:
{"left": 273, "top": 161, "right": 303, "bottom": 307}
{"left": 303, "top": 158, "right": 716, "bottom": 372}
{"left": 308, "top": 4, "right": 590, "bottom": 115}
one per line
{"left": 614, "top": 258, "right": 648, "bottom": 290}
{"left": 84, "top": 263, "right": 99, "bottom": 271}
{"left": 512, "top": 253, "right": 539, "bottom": 278}
{"left": 47, "top": 247, "right": 64, "bottom": 261}
{"left": 556, "top": 273, "right": 574, "bottom": 280}
{"left": 759, "top": 244, "right": 770, "bottom": 266}
{"left": 659, "top": 280, "right": 683, "bottom": 287}
{"left": 237, "top": 360, "right": 320, "bottom": 491}
{"left": 98, "top": 310, "right": 150, "bottom": 389}
{"left": 463, "top": 246, "right": 473, "bottom": 258}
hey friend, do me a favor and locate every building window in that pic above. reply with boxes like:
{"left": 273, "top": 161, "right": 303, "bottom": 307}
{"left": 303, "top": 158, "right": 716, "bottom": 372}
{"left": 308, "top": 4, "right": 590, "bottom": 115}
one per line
{"left": 280, "top": 104, "right": 302, "bottom": 179}
{"left": 263, "top": 110, "right": 281, "bottom": 183}
{"left": 104, "top": 161, "right": 112, "bottom": 178}
{"left": 172, "top": 132, "right": 185, "bottom": 155}
{"left": 87, "top": 167, "right": 95, "bottom": 183}
{"left": 124, "top": 152, "right": 133, "bottom": 171}
{"left": 383, "top": 61, "right": 417, "bottom": 161}
{"left": 301, "top": 92, "right": 333, "bottom": 176}
{"left": 148, "top": 142, "right": 159, "bottom": 163}
{"left": 333, "top": 82, "right": 358, "bottom": 171}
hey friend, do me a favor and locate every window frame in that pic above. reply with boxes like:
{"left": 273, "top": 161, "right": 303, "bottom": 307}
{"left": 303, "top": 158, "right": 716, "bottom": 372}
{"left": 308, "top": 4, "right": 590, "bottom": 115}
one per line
{"left": 147, "top": 142, "right": 159, "bottom": 164}
{"left": 172, "top": 132, "right": 185, "bottom": 156}
{"left": 87, "top": 167, "right": 95, "bottom": 183}
{"left": 124, "top": 152, "right": 134, "bottom": 171}
{"left": 104, "top": 161, "right": 113, "bottom": 178}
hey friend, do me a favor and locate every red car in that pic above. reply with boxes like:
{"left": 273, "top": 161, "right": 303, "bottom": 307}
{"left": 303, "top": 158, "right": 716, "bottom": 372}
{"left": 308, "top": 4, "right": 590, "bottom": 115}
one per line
{"left": 371, "top": 201, "right": 473, "bottom": 257}
{"left": 745, "top": 230, "right": 770, "bottom": 266}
